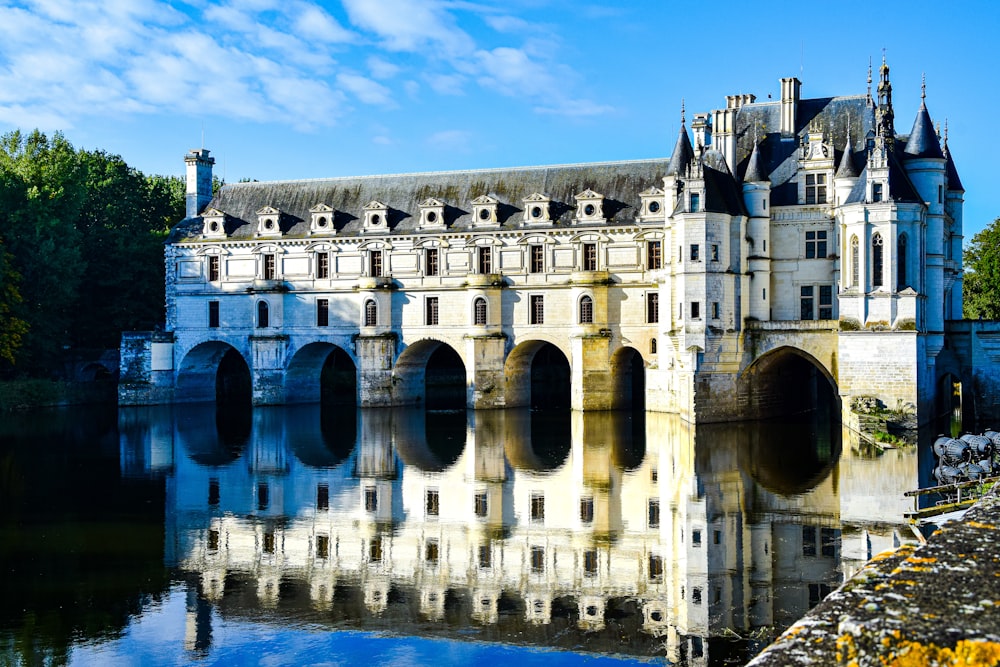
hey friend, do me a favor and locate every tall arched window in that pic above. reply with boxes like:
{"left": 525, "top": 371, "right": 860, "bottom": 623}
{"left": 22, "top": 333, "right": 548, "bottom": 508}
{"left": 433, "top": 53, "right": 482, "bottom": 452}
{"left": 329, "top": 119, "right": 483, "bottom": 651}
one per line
{"left": 897, "top": 234, "right": 907, "bottom": 289}
{"left": 850, "top": 235, "right": 859, "bottom": 288}
{"left": 257, "top": 300, "right": 269, "bottom": 328}
{"left": 650, "top": 338, "right": 657, "bottom": 355}
{"left": 473, "top": 297, "right": 487, "bottom": 326}
{"left": 364, "top": 299, "right": 377, "bottom": 327}
{"left": 579, "top": 295, "right": 594, "bottom": 324}
{"left": 871, "top": 233, "right": 884, "bottom": 288}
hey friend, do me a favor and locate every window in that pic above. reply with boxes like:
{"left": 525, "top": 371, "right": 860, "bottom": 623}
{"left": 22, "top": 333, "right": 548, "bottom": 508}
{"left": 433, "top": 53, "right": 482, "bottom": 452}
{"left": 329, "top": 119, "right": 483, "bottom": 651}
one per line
{"left": 257, "top": 482, "right": 269, "bottom": 511}
{"left": 317, "top": 298, "right": 329, "bottom": 327}
{"left": 580, "top": 497, "right": 594, "bottom": 524}
{"left": 208, "top": 255, "right": 220, "bottom": 282}
{"left": 530, "top": 295, "right": 544, "bottom": 324}
{"left": 872, "top": 182, "right": 883, "bottom": 202}
{"left": 425, "top": 489, "right": 439, "bottom": 517}
{"left": 263, "top": 254, "right": 276, "bottom": 280}
{"left": 425, "top": 296, "right": 439, "bottom": 325}
{"left": 648, "top": 499, "right": 660, "bottom": 528}
{"left": 648, "top": 554, "right": 663, "bottom": 581}
{"left": 647, "top": 292, "right": 659, "bottom": 323}
{"left": 809, "top": 583, "right": 832, "bottom": 608}
{"left": 805, "top": 230, "right": 827, "bottom": 259}
{"left": 583, "top": 549, "right": 598, "bottom": 577}
{"left": 692, "top": 587, "right": 703, "bottom": 605}
{"left": 425, "top": 539, "right": 439, "bottom": 565}
{"left": 690, "top": 301, "right": 700, "bottom": 319}
{"left": 802, "top": 525, "right": 817, "bottom": 557}
{"left": 690, "top": 244, "right": 700, "bottom": 262}
{"left": 647, "top": 241, "right": 662, "bottom": 270}
{"left": 425, "top": 248, "right": 439, "bottom": 276}
{"left": 478, "top": 543, "right": 492, "bottom": 569}
{"left": 474, "top": 491, "right": 488, "bottom": 517}
{"left": 711, "top": 244, "right": 719, "bottom": 261}
{"left": 257, "top": 301, "right": 269, "bottom": 328}
{"left": 714, "top": 530, "right": 721, "bottom": 545}
{"left": 579, "top": 295, "right": 594, "bottom": 324}
{"left": 530, "top": 492, "right": 545, "bottom": 523}
{"left": 531, "top": 546, "right": 545, "bottom": 573}
{"left": 364, "top": 485, "right": 377, "bottom": 512}
{"left": 317, "top": 484, "right": 329, "bottom": 511}
{"left": 208, "top": 478, "right": 220, "bottom": 506}
{"left": 712, "top": 302, "right": 720, "bottom": 319}
{"left": 800, "top": 286, "right": 814, "bottom": 320}
{"left": 473, "top": 297, "right": 487, "bottom": 326}
{"left": 207, "top": 529, "right": 219, "bottom": 552}
{"left": 208, "top": 301, "right": 220, "bottom": 328}
{"left": 805, "top": 173, "right": 827, "bottom": 204}
{"left": 938, "top": 185, "right": 943, "bottom": 204}
{"left": 692, "top": 529, "right": 702, "bottom": 546}
{"left": 529, "top": 245, "right": 544, "bottom": 273}
{"left": 316, "top": 252, "right": 330, "bottom": 279}
{"left": 263, "top": 532, "right": 275, "bottom": 554}
{"left": 897, "top": 234, "right": 907, "bottom": 289}
{"left": 650, "top": 338, "right": 657, "bottom": 354}
{"left": 478, "top": 246, "right": 492, "bottom": 274}
{"left": 364, "top": 299, "right": 377, "bottom": 327}
{"left": 821, "top": 527, "right": 838, "bottom": 558}
{"left": 583, "top": 243, "right": 597, "bottom": 271}
{"left": 369, "top": 538, "right": 382, "bottom": 562}
{"left": 872, "top": 233, "right": 884, "bottom": 288}
{"left": 369, "top": 250, "right": 382, "bottom": 277}
{"left": 690, "top": 193, "right": 700, "bottom": 212}
{"left": 851, "top": 235, "right": 860, "bottom": 287}
{"left": 819, "top": 285, "right": 833, "bottom": 319}
{"left": 316, "top": 534, "right": 330, "bottom": 559}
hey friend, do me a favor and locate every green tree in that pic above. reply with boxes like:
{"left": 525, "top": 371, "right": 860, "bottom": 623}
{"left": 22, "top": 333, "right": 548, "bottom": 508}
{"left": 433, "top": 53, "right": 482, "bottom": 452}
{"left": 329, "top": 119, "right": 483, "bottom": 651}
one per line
{"left": 964, "top": 217, "right": 1000, "bottom": 319}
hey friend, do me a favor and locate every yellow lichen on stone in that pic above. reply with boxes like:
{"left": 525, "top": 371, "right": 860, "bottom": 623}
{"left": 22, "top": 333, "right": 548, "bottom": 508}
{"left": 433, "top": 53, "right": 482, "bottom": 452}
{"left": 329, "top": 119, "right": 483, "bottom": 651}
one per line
{"left": 966, "top": 520, "right": 998, "bottom": 530}
{"left": 872, "top": 638, "right": 1000, "bottom": 666}
{"left": 904, "top": 556, "right": 937, "bottom": 564}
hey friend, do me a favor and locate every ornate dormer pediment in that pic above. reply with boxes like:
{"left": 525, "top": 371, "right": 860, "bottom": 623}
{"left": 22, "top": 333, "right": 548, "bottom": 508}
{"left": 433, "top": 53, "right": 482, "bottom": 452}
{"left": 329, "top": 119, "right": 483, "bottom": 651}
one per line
{"left": 574, "top": 188, "right": 606, "bottom": 224}
{"left": 637, "top": 186, "right": 666, "bottom": 223}
{"left": 418, "top": 197, "right": 446, "bottom": 230}
{"left": 363, "top": 200, "right": 390, "bottom": 233}
{"left": 522, "top": 193, "right": 551, "bottom": 226}
{"left": 309, "top": 203, "right": 336, "bottom": 235}
{"left": 471, "top": 194, "right": 500, "bottom": 228}
{"left": 256, "top": 206, "right": 282, "bottom": 237}
{"left": 201, "top": 207, "right": 227, "bottom": 238}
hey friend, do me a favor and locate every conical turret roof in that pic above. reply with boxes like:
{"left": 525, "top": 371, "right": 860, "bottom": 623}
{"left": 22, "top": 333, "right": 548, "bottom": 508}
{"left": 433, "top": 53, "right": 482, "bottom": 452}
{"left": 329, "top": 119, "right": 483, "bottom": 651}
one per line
{"left": 743, "top": 140, "right": 768, "bottom": 183}
{"left": 666, "top": 106, "right": 694, "bottom": 176}
{"left": 904, "top": 81, "right": 944, "bottom": 159}
{"left": 943, "top": 126, "right": 964, "bottom": 192}
{"left": 836, "top": 134, "right": 859, "bottom": 178}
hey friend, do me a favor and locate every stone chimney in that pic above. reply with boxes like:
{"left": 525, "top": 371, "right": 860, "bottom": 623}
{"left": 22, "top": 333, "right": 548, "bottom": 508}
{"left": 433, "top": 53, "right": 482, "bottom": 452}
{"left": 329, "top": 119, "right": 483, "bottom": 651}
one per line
{"left": 185, "top": 149, "right": 215, "bottom": 219}
{"left": 780, "top": 77, "right": 800, "bottom": 136}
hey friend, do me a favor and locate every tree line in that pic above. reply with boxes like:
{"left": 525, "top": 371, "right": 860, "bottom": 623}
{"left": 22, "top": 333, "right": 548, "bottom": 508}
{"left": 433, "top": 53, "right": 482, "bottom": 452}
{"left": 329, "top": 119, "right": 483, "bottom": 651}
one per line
{"left": 0, "top": 130, "right": 186, "bottom": 378}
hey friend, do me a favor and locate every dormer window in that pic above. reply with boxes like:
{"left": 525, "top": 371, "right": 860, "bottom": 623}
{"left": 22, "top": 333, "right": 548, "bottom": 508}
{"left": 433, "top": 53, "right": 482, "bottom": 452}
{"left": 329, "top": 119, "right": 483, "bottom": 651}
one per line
{"left": 872, "top": 182, "right": 884, "bottom": 203}
{"left": 471, "top": 195, "right": 500, "bottom": 228}
{"left": 638, "top": 187, "right": 666, "bottom": 223}
{"left": 805, "top": 173, "right": 828, "bottom": 204}
{"left": 522, "top": 193, "right": 552, "bottom": 226}
{"left": 574, "top": 189, "right": 605, "bottom": 224}
{"left": 418, "top": 198, "right": 446, "bottom": 230}
{"left": 363, "top": 201, "right": 390, "bottom": 233}
{"left": 201, "top": 208, "right": 227, "bottom": 239}
{"left": 256, "top": 206, "right": 282, "bottom": 237}
{"left": 309, "top": 203, "right": 336, "bottom": 235}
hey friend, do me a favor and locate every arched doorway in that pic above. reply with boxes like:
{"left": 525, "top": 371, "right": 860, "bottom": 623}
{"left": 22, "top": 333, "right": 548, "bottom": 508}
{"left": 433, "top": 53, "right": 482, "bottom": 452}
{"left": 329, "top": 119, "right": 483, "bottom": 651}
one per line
{"left": 176, "top": 342, "right": 251, "bottom": 407}
{"left": 393, "top": 340, "right": 467, "bottom": 410}
{"left": 611, "top": 346, "right": 646, "bottom": 411}
{"left": 504, "top": 341, "right": 571, "bottom": 409}
{"left": 936, "top": 372, "right": 963, "bottom": 434}
{"left": 738, "top": 347, "right": 839, "bottom": 420}
{"left": 285, "top": 342, "right": 357, "bottom": 406}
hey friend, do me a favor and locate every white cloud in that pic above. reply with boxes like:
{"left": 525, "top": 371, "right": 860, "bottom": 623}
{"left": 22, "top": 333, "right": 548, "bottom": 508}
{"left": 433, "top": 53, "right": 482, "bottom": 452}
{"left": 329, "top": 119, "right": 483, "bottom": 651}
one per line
{"left": 338, "top": 73, "right": 396, "bottom": 107}
{"left": 367, "top": 56, "right": 401, "bottom": 80}
{"left": 341, "top": 0, "right": 474, "bottom": 55}
{"left": 292, "top": 3, "right": 355, "bottom": 43}
{"left": 426, "top": 128, "right": 473, "bottom": 152}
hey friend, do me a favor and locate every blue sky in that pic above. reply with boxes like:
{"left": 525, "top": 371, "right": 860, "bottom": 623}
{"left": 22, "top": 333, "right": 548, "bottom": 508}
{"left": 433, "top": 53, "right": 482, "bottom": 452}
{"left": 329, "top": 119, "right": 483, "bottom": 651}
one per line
{"left": 0, "top": 0, "right": 996, "bottom": 241}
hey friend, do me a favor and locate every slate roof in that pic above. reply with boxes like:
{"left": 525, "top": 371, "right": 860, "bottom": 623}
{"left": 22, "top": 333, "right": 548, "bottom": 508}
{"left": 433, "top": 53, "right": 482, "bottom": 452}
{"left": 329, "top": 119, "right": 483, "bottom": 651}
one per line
{"left": 665, "top": 123, "right": 694, "bottom": 177}
{"left": 169, "top": 160, "right": 668, "bottom": 243}
{"left": 844, "top": 148, "right": 923, "bottom": 205}
{"left": 903, "top": 103, "right": 944, "bottom": 159}
{"left": 945, "top": 144, "right": 964, "bottom": 192}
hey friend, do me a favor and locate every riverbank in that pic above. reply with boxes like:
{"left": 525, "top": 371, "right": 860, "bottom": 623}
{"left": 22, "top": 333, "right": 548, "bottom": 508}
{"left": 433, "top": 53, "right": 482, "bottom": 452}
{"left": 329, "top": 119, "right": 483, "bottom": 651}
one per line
{"left": 0, "top": 378, "right": 116, "bottom": 411}
{"left": 747, "top": 489, "right": 1000, "bottom": 666}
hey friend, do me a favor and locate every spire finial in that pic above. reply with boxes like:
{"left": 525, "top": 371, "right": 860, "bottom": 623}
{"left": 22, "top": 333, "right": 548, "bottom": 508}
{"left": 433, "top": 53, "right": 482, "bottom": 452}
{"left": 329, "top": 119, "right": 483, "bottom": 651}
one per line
{"left": 681, "top": 99, "right": 686, "bottom": 125}
{"left": 867, "top": 57, "right": 873, "bottom": 103}
{"left": 921, "top": 72, "right": 926, "bottom": 103}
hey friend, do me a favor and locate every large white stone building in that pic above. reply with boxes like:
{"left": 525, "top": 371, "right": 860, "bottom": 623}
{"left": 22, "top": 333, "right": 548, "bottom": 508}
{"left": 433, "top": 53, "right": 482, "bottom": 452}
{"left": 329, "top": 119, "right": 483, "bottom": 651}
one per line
{"left": 121, "top": 62, "right": 989, "bottom": 423}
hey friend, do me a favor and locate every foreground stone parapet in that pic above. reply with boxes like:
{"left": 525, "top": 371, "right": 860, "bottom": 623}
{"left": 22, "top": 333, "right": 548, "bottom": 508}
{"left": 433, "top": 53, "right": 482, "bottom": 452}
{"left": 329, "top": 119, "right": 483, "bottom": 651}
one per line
{"left": 748, "top": 492, "right": 1000, "bottom": 666}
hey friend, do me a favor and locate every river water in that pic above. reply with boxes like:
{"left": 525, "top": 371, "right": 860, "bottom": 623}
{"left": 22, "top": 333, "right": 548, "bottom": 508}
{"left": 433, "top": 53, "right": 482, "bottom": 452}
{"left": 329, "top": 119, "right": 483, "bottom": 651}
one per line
{"left": 0, "top": 404, "right": 929, "bottom": 666}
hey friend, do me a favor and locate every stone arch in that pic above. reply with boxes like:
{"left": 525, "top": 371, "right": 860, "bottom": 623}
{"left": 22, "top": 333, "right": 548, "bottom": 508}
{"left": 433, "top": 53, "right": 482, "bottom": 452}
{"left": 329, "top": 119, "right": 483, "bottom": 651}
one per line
{"left": 392, "top": 339, "right": 467, "bottom": 407}
{"left": 285, "top": 341, "right": 358, "bottom": 405}
{"left": 738, "top": 345, "right": 839, "bottom": 419}
{"left": 610, "top": 346, "right": 646, "bottom": 410}
{"left": 504, "top": 339, "right": 572, "bottom": 409}
{"left": 392, "top": 406, "right": 467, "bottom": 472}
{"left": 176, "top": 341, "right": 251, "bottom": 405}
{"left": 174, "top": 402, "right": 250, "bottom": 466}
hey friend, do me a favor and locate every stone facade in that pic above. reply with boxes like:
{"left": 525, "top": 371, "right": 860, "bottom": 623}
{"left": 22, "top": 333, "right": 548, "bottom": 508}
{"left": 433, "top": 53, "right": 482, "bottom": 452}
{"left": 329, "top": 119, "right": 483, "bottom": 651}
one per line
{"left": 121, "top": 62, "right": 979, "bottom": 424}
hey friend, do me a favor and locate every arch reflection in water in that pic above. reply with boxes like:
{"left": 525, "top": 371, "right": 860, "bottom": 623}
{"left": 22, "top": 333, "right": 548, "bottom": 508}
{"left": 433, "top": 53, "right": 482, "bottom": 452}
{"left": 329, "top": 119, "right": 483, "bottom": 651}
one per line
{"left": 118, "top": 406, "right": 919, "bottom": 664}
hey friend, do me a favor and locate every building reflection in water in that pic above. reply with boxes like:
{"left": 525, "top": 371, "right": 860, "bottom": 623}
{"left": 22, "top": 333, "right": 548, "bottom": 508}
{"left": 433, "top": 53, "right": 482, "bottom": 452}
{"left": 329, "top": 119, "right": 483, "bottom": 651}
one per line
{"left": 119, "top": 404, "right": 919, "bottom": 665}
